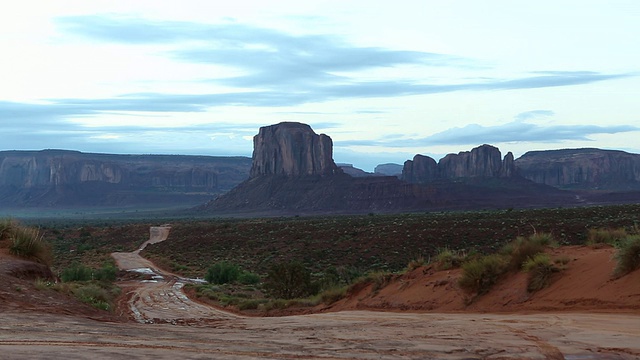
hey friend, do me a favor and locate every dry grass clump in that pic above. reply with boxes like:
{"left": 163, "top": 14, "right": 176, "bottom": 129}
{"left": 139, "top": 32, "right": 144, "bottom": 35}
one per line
{"left": 458, "top": 254, "right": 508, "bottom": 295}
{"left": 434, "top": 248, "right": 467, "bottom": 271}
{"left": 501, "top": 233, "right": 555, "bottom": 271}
{"left": 522, "top": 253, "right": 558, "bottom": 292}
{"left": 459, "top": 233, "right": 557, "bottom": 296}
{"left": 7, "top": 225, "right": 52, "bottom": 266}
{"left": 613, "top": 235, "right": 640, "bottom": 277}
{"left": 587, "top": 228, "right": 628, "bottom": 247}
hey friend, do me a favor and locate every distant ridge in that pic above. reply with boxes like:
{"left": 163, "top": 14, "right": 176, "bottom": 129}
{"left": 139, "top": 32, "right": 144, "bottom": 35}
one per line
{"left": 0, "top": 150, "right": 251, "bottom": 209}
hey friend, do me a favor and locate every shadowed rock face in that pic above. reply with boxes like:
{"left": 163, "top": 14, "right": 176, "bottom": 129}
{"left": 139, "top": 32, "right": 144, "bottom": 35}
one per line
{"left": 402, "top": 145, "right": 516, "bottom": 184}
{"left": 403, "top": 155, "right": 438, "bottom": 184}
{"left": 250, "top": 122, "right": 340, "bottom": 177}
{"left": 515, "top": 148, "right": 640, "bottom": 190}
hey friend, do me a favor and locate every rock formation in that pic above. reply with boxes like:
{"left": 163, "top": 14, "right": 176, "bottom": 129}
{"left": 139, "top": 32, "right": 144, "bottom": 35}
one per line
{"left": 402, "top": 155, "right": 438, "bottom": 184}
{"left": 0, "top": 150, "right": 251, "bottom": 208}
{"left": 515, "top": 148, "right": 640, "bottom": 190}
{"left": 203, "top": 124, "right": 579, "bottom": 215}
{"left": 374, "top": 163, "right": 403, "bottom": 177}
{"left": 250, "top": 122, "right": 340, "bottom": 177}
{"left": 402, "top": 145, "right": 516, "bottom": 184}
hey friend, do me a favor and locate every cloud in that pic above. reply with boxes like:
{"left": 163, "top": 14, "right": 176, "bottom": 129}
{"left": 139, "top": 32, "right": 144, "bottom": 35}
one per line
{"left": 515, "top": 110, "right": 555, "bottom": 122}
{"left": 54, "top": 15, "right": 634, "bottom": 103}
{"left": 335, "top": 119, "right": 640, "bottom": 148}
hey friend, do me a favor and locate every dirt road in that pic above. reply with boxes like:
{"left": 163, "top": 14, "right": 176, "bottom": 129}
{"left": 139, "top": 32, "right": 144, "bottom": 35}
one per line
{"left": 112, "top": 225, "right": 237, "bottom": 323}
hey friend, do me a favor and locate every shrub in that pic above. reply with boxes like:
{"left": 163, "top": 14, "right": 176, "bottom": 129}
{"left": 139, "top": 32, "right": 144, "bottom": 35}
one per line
{"left": 94, "top": 263, "right": 118, "bottom": 282}
{"left": 406, "top": 256, "right": 427, "bottom": 271}
{"left": 458, "top": 254, "right": 508, "bottom": 294}
{"left": 587, "top": 228, "right": 628, "bottom": 246}
{"left": 522, "top": 253, "right": 557, "bottom": 292}
{"left": 434, "top": 248, "right": 465, "bottom": 271}
{"left": 501, "top": 233, "right": 552, "bottom": 271}
{"left": 319, "top": 285, "right": 348, "bottom": 305}
{"left": 0, "top": 218, "right": 16, "bottom": 242}
{"left": 237, "top": 271, "right": 261, "bottom": 285}
{"left": 61, "top": 263, "right": 93, "bottom": 282}
{"left": 264, "top": 261, "right": 313, "bottom": 299}
{"left": 237, "top": 299, "right": 264, "bottom": 310}
{"left": 72, "top": 283, "right": 113, "bottom": 311}
{"left": 205, "top": 262, "right": 241, "bottom": 284}
{"left": 9, "top": 226, "right": 52, "bottom": 265}
{"left": 613, "top": 235, "right": 640, "bottom": 277}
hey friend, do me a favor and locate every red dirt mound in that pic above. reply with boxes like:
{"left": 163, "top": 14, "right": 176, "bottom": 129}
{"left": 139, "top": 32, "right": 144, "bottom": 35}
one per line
{"left": 325, "top": 245, "right": 640, "bottom": 313}
{"left": 0, "top": 250, "right": 125, "bottom": 321}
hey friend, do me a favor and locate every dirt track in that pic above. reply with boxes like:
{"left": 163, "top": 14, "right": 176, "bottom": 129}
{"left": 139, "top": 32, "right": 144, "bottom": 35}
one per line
{"left": 112, "top": 226, "right": 237, "bottom": 324}
{"left": 2, "top": 226, "right": 639, "bottom": 359}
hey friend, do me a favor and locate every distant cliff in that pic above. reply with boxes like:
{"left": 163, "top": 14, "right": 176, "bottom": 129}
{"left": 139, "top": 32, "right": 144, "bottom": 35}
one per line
{"left": 0, "top": 150, "right": 251, "bottom": 208}
{"left": 402, "top": 145, "right": 516, "bottom": 184}
{"left": 250, "top": 122, "right": 341, "bottom": 177}
{"left": 515, "top": 148, "right": 640, "bottom": 190}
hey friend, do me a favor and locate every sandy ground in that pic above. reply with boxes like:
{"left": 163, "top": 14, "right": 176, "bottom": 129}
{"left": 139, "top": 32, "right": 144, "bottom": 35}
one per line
{"left": 1, "top": 226, "right": 639, "bottom": 359}
{"left": 1, "top": 310, "right": 639, "bottom": 359}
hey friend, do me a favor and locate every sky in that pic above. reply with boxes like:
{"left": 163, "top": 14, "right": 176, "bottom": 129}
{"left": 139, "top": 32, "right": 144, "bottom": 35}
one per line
{"left": 1, "top": 1, "right": 639, "bottom": 171}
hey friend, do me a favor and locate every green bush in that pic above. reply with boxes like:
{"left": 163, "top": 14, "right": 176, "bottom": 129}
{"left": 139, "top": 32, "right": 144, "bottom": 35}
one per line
{"left": 237, "top": 299, "right": 263, "bottom": 310}
{"left": 522, "top": 253, "right": 557, "bottom": 292}
{"left": 94, "top": 263, "right": 118, "bottom": 282}
{"left": 61, "top": 263, "right": 93, "bottom": 282}
{"left": 264, "top": 261, "right": 313, "bottom": 299}
{"left": 9, "top": 226, "right": 52, "bottom": 265}
{"left": 205, "top": 262, "right": 241, "bottom": 284}
{"left": 613, "top": 235, "right": 640, "bottom": 277}
{"left": 501, "top": 233, "right": 552, "bottom": 271}
{"left": 587, "top": 228, "right": 628, "bottom": 246}
{"left": 237, "top": 271, "right": 261, "bottom": 285}
{"left": 71, "top": 283, "right": 115, "bottom": 311}
{"left": 458, "top": 254, "right": 508, "bottom": 294}
{"left": 205, "top": 262, "right": 260, "bottom": 285}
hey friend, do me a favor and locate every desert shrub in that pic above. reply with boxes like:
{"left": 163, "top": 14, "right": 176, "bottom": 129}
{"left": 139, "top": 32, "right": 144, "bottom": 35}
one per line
{"left": 319, "top": 285, "right": 348, "bottom": 305}
{"left": 458, "top": 254, "right": 508, "bottom": 294}
{"left": 554, "top": 255, "right": 571, "bottom": 266}
{"left": 205, "top": 262, "right": 260, "bottom": 285}
{"left": 262, "top": 298, "right": 288, "bottom": 311}
{"left": 366, "top": 270, "right": 394, "bottom": 292}
{"left": 406, "top": 256, "right": 428, "bottom": 271}
{"left": 205, "top": 262, "right": 241, "bottom": 284}
{"left": 523, "top": 253, "right": 557, "bottom": 292}
{"left": 264, "top": 261, "right": 313, "bottom": 299}
{"left": 72, "top": 283, "right": 114, "bottom": 311}
{"left": 237, "top": 271, "right": 261, "bottom": 285}
{"left": 61, "top": 263, "right": 93, "bottom": 282}
{"left": 94, "top": 263, "right": 118, "bottom": 282}
{"left": 434, "top": 248, "right": 465, "bottom": 270}
{"left": 587, "top": 228, "right": 628, "bottom": 246}
{"left": 237, "top": 299, "right": 263, "bottom": 310}
{"left": 613, "top": 235, "right": 640, "bottom": 277}
{"left": 9, "top": 226, "right": 52, "bottom": 265}
{"left": 0, "top": 218, "right": 16, "bottom": 242}
{"left": 501, "top": 233, "right": 552, "bottom": 271}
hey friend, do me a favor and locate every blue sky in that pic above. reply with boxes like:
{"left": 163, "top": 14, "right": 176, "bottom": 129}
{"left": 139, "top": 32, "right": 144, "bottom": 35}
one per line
{"left": 1, "top": 1, "right": 639, "bottom": 171}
